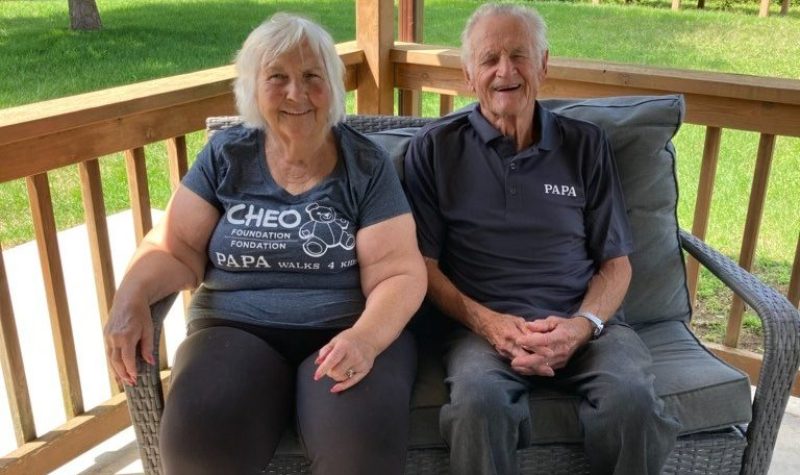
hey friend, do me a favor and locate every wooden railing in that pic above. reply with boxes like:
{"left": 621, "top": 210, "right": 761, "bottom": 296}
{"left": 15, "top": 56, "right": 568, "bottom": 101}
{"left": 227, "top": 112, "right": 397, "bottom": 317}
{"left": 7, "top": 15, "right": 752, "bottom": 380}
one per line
{"left": 1, "top": 0, "right": 799, "bottom": 471}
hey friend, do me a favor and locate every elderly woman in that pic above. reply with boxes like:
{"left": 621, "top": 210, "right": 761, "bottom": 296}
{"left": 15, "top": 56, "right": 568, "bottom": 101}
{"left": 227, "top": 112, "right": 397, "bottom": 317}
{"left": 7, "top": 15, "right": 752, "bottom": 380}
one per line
{"left": 104, "top": 13, "right": 426, "bottom": 475}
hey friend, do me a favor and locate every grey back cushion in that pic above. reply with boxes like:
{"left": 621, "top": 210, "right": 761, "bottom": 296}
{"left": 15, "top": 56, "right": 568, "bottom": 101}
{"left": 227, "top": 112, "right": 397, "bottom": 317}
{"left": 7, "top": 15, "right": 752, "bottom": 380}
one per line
{"left": 367, "top": 95, "right": 692, "bottom": 325}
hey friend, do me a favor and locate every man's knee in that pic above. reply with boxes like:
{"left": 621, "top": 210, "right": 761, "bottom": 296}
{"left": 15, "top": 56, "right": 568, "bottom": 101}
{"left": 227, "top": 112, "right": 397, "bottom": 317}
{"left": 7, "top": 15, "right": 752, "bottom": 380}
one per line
{"left": 590, "top": 374, "right": 665, "bottom": 429}
{"left": 442, "top": 372, "right": 525, "bottom": 429}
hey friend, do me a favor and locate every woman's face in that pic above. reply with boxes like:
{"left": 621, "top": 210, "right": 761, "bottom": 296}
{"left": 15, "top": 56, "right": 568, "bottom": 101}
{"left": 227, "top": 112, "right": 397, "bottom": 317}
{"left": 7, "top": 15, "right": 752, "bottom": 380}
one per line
{"left": 257, "top": 40, "right": 331, "bottom": 140}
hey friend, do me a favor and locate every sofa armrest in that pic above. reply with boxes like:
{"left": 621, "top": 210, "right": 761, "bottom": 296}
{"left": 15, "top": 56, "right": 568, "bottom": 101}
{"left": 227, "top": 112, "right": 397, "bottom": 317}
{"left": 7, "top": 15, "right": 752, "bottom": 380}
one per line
{"left": 679, "top": 229, "right": 800, "bottom": 475}
{"left": 123, "top": 293, "right": 177, "bottom": 475}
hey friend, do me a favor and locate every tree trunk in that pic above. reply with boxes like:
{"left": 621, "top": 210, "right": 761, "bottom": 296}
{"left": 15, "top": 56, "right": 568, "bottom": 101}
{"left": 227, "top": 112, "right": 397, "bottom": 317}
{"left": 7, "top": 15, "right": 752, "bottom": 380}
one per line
{"left": 68, "top": 0, "right": 102, "bottom": 31}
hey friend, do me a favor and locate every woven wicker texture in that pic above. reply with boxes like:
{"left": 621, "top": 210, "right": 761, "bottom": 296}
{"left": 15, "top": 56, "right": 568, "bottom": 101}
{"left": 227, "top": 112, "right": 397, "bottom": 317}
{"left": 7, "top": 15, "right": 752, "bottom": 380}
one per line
{"left": 122, "top": 115, "right": 800, "bottom": 475}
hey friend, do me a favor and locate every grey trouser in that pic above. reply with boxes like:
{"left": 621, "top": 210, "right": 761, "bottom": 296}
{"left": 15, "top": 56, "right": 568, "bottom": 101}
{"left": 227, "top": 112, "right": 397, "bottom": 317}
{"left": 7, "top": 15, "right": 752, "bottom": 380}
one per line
{"left": 439, "top": 323, "right": 681, "bottom": 475}
{"left": 161, "top": 321, "right": 416, "bottom": 475}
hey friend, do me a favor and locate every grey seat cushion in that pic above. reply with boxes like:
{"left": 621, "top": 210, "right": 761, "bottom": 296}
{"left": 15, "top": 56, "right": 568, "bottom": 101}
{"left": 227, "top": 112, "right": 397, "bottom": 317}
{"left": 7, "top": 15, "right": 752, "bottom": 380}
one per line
{"left": 408, "top": 321, "right": 751, "bottom": 448}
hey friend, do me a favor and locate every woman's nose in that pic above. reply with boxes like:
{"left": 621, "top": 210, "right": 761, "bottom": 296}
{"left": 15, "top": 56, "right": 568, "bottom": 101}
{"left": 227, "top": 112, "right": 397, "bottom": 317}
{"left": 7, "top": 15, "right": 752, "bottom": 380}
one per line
{"left": 286, "top": 78, "right": 305, "bottom": 100}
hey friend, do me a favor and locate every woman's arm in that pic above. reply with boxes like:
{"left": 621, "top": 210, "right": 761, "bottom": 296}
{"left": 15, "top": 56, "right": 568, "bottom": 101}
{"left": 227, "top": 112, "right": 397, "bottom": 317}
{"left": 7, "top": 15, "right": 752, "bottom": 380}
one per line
{"left": 104, "top": 186, "right": 219, "bottom": 385}
{"left": 314, "top": 213, "right": 426, "bottom": 392}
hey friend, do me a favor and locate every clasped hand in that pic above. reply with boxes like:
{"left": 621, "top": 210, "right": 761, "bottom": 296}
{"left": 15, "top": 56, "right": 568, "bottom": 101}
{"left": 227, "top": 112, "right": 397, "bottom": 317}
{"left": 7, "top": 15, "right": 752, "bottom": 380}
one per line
{"left": 484, "top": 314, "right": 592, "bottom": 377}
{"left": 314, "top": 328, "right": 377, "bottom": 393}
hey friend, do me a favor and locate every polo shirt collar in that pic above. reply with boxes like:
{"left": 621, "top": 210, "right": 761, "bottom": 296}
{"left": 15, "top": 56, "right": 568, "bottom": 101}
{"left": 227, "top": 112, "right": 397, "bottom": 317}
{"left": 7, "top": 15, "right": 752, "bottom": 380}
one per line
{"left": 467, "top": 101, "right": 559, "bottom": 153}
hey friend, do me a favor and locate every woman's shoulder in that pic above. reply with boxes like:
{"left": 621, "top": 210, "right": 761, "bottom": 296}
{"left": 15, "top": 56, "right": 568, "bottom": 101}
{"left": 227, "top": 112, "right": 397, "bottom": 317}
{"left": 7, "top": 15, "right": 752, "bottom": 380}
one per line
{"left": 207, "top": 124, "right": 262, "bottom": 156}
{"left": 334, "top": 122, "right": 390, "bottom": 172}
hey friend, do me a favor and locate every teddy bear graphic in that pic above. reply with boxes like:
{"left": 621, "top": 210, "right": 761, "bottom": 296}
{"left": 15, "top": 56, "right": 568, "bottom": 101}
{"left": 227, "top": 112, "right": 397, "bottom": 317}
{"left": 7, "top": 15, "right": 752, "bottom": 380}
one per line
{"left": 298, "top": 202, "right": 356, "bottom": 257}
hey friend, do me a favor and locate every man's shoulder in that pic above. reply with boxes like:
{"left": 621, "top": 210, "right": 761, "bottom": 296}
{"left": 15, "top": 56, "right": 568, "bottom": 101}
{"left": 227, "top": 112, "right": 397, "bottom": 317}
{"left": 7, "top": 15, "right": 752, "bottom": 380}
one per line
{"left": 414, "top": 107, "right": 475, "bottom": 142}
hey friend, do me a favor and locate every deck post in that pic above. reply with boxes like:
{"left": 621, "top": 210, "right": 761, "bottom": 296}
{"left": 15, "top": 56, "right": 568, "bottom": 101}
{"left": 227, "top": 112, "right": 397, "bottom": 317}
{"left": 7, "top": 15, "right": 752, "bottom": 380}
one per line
{"left": 356, "top": 0, "right": 394, "bottom": 115}
{"left": 398, "top": 0, "right": 423, "bottom": 116}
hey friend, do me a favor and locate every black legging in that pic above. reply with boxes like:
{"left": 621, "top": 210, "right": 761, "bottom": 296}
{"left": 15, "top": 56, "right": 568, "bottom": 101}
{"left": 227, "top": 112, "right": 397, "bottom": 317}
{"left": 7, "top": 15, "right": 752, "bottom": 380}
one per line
{"left": 160, "top": 318, "right": 417, "bottom": 475}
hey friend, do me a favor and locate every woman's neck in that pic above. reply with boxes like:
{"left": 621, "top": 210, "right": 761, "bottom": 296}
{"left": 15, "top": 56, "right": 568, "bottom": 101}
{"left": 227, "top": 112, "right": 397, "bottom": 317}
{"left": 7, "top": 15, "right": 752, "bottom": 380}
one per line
{"left": 265, "top": 129, "right": 338, "bottom": 195}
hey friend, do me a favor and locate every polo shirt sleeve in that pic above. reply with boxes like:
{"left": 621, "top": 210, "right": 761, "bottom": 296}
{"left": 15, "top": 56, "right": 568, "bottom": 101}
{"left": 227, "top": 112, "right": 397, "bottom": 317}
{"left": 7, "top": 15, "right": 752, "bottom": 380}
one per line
{"left": 403, "top": 131, "right": 446, "bottom": 260}
{"left": 584, "top": 133, "right": 634, "bottom": 262}
{"left": 181, "top": 140, "right": 224, "bottom": 213}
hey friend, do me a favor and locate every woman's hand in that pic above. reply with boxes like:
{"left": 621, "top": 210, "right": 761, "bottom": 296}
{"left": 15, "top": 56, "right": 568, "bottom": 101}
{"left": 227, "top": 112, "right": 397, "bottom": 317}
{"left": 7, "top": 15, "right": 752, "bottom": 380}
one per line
{"left": 313, "top": 328, "right": 378, "bottom": 393}
{"left": 104, "top": 298, "right": 155, "bottom": 386}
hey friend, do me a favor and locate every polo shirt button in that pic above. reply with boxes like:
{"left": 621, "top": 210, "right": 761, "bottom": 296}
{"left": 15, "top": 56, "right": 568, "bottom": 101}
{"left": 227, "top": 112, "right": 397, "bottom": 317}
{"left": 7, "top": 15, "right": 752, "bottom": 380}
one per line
{"left": 510, "top": 186, "right": 518, "bottom": 195}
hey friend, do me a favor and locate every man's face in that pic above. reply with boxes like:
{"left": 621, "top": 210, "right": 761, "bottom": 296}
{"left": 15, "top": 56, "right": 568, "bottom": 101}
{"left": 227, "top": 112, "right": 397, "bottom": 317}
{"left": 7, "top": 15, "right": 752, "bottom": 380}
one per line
{"left": 464, "top": 14, "right": 548, "bottom": 124}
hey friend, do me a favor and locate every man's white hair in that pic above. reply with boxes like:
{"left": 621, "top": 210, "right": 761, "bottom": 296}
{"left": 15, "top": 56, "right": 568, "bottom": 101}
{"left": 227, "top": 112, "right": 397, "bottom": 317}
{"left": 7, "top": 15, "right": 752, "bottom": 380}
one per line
{"left": 460, "top": 3, "right": 549, "bottom": 74}
{"left": 233, "top": 13, "right": 345, "bottom": 130}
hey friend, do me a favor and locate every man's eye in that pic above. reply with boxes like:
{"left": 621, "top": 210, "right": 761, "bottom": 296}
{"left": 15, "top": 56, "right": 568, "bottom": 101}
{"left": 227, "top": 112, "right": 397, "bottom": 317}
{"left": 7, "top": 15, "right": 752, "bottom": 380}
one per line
{"left": 268, "top": 74, "right": 287, "bottom": 81}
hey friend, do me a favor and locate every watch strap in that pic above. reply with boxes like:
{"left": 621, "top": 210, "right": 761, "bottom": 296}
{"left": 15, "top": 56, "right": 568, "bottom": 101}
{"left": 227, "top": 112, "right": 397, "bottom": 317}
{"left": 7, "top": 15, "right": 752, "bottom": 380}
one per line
{"left": 574, "top": 311, "right": 604, "bottom": 338}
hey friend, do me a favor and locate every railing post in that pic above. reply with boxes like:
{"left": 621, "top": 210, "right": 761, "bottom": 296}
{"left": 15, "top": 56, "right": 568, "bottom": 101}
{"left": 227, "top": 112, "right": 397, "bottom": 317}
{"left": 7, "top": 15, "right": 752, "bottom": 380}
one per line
{"left": 0, "top": 248, "right": 36, "bottom": 445}
{"left": 398, "top": 0, "right": 423, "bottom": 116}
{"left": 356, "top": 0, "right": 394, "bottom": 115}
{"left": 725, "top": 133, "right": 776, "bottom": 347}
{"left": 686, "top": 127, "right": 722, "bottom": 304}
{"left": 789, "top": 232, "right": 800, "bottom": 309}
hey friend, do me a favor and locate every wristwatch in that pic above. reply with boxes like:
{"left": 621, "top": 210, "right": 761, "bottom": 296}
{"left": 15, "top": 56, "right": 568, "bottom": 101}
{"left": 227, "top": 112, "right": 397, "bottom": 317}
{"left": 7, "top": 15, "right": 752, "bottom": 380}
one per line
{"left": 574, "top": 311, "right": 604, "bottom": 338}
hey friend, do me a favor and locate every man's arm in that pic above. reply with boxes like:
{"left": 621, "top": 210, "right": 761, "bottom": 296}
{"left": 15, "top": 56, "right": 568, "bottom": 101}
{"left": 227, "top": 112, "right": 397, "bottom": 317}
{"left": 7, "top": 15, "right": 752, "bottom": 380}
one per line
{"left": 425, "top": 257, "right": 549, "bottom": 365}
{"left": 513, "top": 255, "right": 632, "bottom": 374}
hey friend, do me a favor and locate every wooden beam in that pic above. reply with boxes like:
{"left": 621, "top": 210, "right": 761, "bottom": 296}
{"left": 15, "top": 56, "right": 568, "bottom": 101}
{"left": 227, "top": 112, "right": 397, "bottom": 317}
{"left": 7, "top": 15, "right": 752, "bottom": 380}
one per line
{"left": 0, "top": 94, "right": 236, "bottom": 184}
{"left": 77, "top": 160, "right": 120, "bottom": 394}
{"left": 390, "top": 43, "right": 800, "bottom": 106}
{"left": 788, "top": 233, "right": 800, "bottom": 309}
{"left": 439, "top": 95, "right": 454, "bottom": 117}
{"left": 166, "top": 136, "right": 188, "bottom": 192}
{"left": 398, "top": 0, "right": 423, "bottom": 117}
{"left": 0, "top": 248, "right": 36, "bottom": 445}
{"left": 26, "top": 173, "right": 84, "bottom": 419}
{"left": 0, "top": 63, "right": 363, "bottom": 183}
{"left": 726, "top": 134, "right": 776, "bottom": 347}
{"left": 356, "top": 0, "right": 394, "bottom": 114}
{"left": 124, "top": 147, "right": 152, "bottom": 245}
{"left": 686, "top": 127, "right": 722, "bottom": 304}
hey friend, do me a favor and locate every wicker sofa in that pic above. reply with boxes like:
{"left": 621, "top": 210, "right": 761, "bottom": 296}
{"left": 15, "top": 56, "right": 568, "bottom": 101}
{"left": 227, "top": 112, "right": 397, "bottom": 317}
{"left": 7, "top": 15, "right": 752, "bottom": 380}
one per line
{"left": 125, "top": 96, "right": 800, "bottom": 475}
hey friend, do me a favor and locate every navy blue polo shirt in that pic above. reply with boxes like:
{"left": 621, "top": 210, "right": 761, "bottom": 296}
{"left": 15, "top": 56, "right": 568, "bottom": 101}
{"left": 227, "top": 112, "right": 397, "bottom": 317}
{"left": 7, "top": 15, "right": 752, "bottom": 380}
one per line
{"left": 403, "top": 102, "right": 633, "bottom": 319}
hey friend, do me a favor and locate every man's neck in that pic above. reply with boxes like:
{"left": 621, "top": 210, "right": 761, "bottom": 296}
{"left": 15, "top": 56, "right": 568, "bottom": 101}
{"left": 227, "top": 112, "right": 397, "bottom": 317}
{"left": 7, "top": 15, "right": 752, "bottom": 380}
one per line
{"left": 484, "top": 110, "right": 538, "bottom": 152}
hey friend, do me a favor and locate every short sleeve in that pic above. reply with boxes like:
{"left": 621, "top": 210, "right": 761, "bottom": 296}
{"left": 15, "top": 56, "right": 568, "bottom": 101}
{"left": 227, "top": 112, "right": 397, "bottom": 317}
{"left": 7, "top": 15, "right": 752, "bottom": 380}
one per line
{"left": 357, "top": 149, "right": 411, "bottom": 229}
{"left": 584, "top": 133, "right": 634, "bottom": 262}
{"left": 403, "top": 131, "right": 446, "bottom": 259}
{"left": 181, "top": 141, "right": 224, "bottom": 212}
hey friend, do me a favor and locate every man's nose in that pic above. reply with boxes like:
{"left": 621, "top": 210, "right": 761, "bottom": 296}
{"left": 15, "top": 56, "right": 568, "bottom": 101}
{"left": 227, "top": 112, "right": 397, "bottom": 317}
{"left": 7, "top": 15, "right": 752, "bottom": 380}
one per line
{"left": 496, "top": 55, "right": 515, "bottom": 77}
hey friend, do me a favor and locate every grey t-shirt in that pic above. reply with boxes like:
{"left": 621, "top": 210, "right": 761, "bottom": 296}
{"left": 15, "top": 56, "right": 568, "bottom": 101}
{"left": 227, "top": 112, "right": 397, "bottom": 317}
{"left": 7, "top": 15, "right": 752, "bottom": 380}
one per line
{"left": 182, "top": 123, "right": 410, "bottom": 328}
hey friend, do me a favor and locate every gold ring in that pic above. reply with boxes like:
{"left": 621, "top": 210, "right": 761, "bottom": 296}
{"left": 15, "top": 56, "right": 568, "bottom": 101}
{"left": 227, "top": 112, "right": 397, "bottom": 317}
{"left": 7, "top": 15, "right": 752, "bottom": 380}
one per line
{"left": 345, "top": 368, "right": 355, "bottom": 379}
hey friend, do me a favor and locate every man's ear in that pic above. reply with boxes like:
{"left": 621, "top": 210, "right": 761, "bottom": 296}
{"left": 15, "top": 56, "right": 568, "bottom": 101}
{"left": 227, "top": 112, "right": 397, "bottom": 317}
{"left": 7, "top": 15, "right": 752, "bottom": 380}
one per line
{"left": 462, "top": 66, "right": 475, "bottom": 92}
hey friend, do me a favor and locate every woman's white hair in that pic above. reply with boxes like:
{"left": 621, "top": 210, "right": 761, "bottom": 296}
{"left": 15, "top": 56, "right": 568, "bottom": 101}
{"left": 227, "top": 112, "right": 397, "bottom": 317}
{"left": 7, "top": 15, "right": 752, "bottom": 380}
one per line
{"left": 234, "top": 13, "right": 346, "bottom": 129}
{"left": 460, "top": 3, "right": 549, "bottom": 74}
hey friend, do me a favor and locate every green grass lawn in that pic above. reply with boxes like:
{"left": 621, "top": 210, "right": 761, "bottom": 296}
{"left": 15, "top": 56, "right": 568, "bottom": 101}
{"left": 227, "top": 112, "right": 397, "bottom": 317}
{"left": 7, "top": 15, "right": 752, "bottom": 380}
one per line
{"left": 1, "top": 0, "right": 799, "bottom": 347}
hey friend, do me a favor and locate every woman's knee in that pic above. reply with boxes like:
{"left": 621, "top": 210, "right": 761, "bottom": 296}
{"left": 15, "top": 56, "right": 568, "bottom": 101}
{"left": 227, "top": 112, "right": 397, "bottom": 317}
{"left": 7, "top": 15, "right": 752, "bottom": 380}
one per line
{"left": 161, "top": 326, "right": 294, "bottom": 473}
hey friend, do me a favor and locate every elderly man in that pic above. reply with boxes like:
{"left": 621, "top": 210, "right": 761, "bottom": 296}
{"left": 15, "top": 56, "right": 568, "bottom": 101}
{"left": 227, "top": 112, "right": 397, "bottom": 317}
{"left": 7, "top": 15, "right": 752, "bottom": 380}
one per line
{"left": 403, "top": 3, "right": 681, "bottom": 475}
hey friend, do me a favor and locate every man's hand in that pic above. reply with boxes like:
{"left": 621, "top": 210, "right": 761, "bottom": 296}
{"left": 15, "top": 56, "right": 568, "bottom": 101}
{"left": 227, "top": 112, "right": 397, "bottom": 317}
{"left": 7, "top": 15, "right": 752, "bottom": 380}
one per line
{"left": 474, "top": 310, "right": 533, "bottom": 360}
{"left": 511, "top": 316, "right": 593, "bottom": 376}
